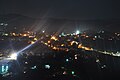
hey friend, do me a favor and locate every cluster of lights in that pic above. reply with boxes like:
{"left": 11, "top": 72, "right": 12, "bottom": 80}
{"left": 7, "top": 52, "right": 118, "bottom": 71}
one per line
{"left": 70, "top": 41, "right": 78, "bottom": 46}
{"left": 1, "top": 31, "right": 35, "bottom": 38}
{"left": 78, "top": 44, "right": 93, "bottom": 51}
{"left": 97, "top": 50, "right": 120, "bottom": 57}
{"left": 42, "top": 31, "right": 120, "bottom": 57}
{"left": 51, "top": 36, "right": 58, "bottom": 41}
{"left": 43, "top": 34, "right": 94, "bottom": 52}
{"left": 29, "top": 38, "right": 38, "bottom": 44}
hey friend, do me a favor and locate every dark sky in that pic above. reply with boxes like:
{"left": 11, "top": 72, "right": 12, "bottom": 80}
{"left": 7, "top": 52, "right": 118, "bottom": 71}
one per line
{"left": 0, "top": 0, "right": 120, "bottom": 20}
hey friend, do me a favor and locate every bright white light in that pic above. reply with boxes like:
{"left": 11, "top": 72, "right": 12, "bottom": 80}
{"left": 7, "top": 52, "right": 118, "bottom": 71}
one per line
{"left": 9, "top": 53, "right": 17, "bottom": 60}
{"left": 45, "top": 65, "right": 50, "bottom": 69}
{"left": 76, "top": 30, "right": 80, "bottom": 35}
{"left": 42, "top": 30, "right": 45, "bottom": 33}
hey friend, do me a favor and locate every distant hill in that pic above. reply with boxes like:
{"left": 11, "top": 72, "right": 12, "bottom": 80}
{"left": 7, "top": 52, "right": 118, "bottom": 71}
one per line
{"left": 0, "top": 14, "right": 37, "bottom": 32}
{"left": 0, "top": 14, "right": 120, "bottom": 33}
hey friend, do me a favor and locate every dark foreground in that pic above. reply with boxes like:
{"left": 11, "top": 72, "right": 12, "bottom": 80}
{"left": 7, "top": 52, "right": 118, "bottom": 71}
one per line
{"left": 1, "top": 48, "right": 120, "bottom": 80}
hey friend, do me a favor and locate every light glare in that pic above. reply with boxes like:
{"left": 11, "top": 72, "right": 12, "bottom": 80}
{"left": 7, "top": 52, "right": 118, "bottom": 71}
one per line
{"left": 10, "top": 53, "right": 17, "bottom": 60}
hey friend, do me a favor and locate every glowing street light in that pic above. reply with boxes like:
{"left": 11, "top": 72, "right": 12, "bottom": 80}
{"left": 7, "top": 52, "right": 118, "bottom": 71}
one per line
{"left": 71, "top": 71, "right": 75, "bottom": 75}
{"left": 66, "top": 59, "right": 69, "bottom": 62}
{"left": 51, "top": 36, "right": 58, "bottom": 41}
{"left": 45, "top": 65, "right": 50, "bottom": 69}
{"left": 42, "top": 30, "right": 45, "bottom": 33}
{"left": 76, "top": 30, "right": 80, "bottom": 35}
{"left": 9, "top": 53, "right": 17, "bottom": 60}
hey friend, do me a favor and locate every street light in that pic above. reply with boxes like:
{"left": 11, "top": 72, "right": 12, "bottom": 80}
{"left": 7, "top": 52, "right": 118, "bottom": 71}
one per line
{"left": 42, "top": 30, "right": 45, "bottom": 33}
{"left": 76, "top": 30, "right": 80, "bottom": 35}
{"left": 9, "top": 53, "right": 17, "bottom": 60}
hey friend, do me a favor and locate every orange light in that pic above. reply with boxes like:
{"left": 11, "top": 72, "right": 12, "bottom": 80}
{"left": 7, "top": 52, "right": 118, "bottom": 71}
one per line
{"left": 12, "top": 33, "right": 16, "bottom": 36}
{"left": 86, "top": 36, "right": 89, "bottom": 38}
{"left": 61, "top": 44, "right": 65, "bottom": 46}
{"left": 31, "top": 41, "right": 35, "bottom": 44}
{"left": 23, "top": 34, "right": 27, "bottom": 36}
{"left": 84, "top": 47, "right": 93, "bottom": 51}
{"left": 78, "top": 44, "right": 82, "bottom": 48}
{"left": 34, "top": 38, "right": 37, "bottom": 41}
{"left": 70, "top": 41, "right": 78, "bottom": 46}
{"left": 84, "top": 47, "right": 90, "bottom": 50}
{"left": 48, "top": 40, "right": 51, "bottom": 43}
{"left": 44, "top": 43, "right": 48, "bottom": 45}
{"left": 53, "top": 47, "right": 57, "bottom": 50}
{"left": 51, "top": 36, "right": 58, "bottom": 41}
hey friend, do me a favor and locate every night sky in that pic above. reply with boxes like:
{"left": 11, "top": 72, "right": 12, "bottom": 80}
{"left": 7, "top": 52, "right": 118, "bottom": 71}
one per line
{"left": 0, "top": 0, "right": 120, "bottom": 20}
